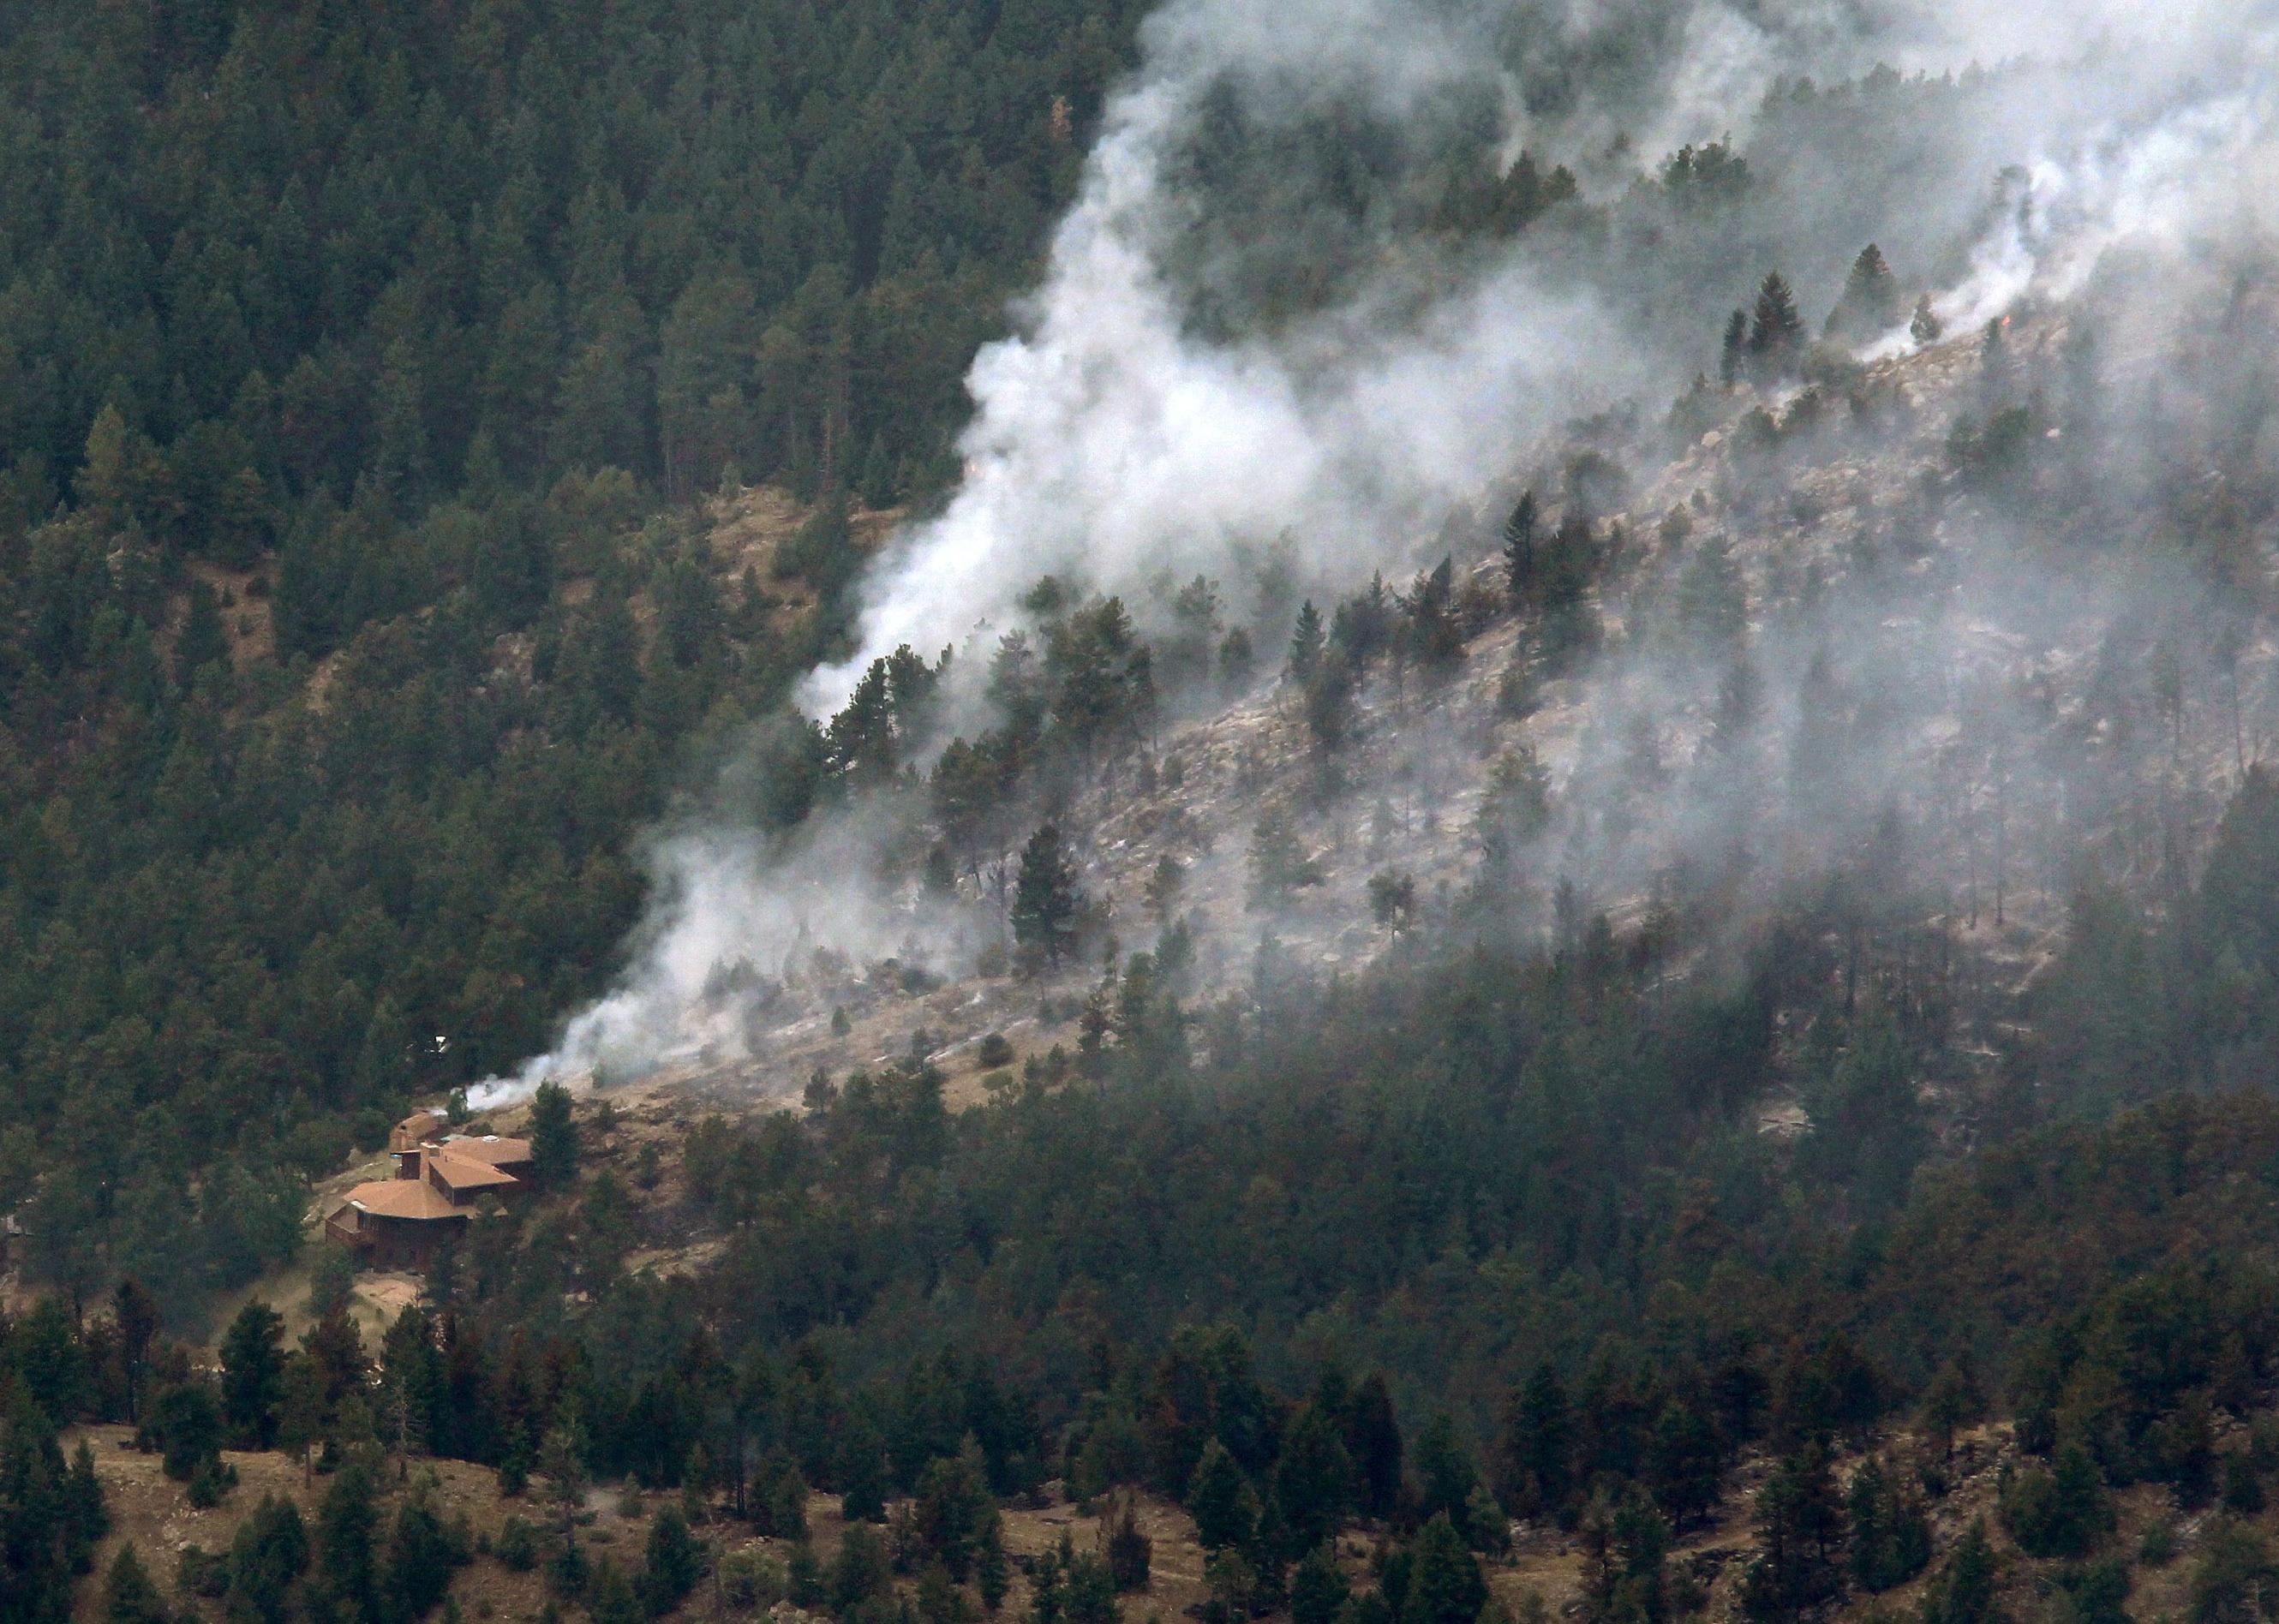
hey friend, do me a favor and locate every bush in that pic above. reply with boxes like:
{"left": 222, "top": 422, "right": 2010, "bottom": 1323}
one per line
{"left": 977, "top": 1033, "right": 1015, "bottom": 1069}
{"left": 2140, "top": 1522, "right": 2179, "bottom": 1567}
{"left": 721, "top": 1552, "right": 787, "bottom": 1611}
{"left": 1998, "top": 1445, "right": 2112, "bottom": 1559}
{"left": 497, "top": 1518, "right": 538, "bottom": 1573}
{"left": 1104, "top": 1502, "right": 1151, "bottom": 1592}
{"left": 188, "top": 1460, "right": 237, "bottom": 1508}
{"left": 177, "top": 1546, "right": 230, "bottom": 1599}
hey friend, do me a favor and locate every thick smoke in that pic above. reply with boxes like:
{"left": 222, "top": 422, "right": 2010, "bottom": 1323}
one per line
{"left": 471, "top": 0, "right": 2277, "bottom": 1108}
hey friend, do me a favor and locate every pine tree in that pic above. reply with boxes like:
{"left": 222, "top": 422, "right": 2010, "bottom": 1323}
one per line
{"left": 1012, "top": 823, "right": 1082, "bottom": 968}
{"left": 1720, "top": 309, "right": 1750, "bottom": 387}
{"left": 1187, "top": 1440, "right": 1259, "bottom": 1551}
{"left": 839, "top": 1409, "right": 890, "bottom": 1523}
{"left": 787, "top": 1544, "right": 826, "bottom": 1609}
{"left": 1304, "top": 656, "right": 1358, "bottom": 755}
{"left": 1738, "top": 1443, "right": 1845, "bottom": 1623}
{"left": 1273, "top": 1405, "right": 1358, "bottom": 1554}
{"left": 1921, "top": 1520, "right": 2002, "bottom": 1624}
{"left": 105, "top": 1543, "right": 165, "bottom": 1624}
{"left": 1999, "top": 1441, "right": 2113, "bottom": 1559}
{"left": 151, "top": 1376, "right": 226, "bottom": 1485}
{"left": 1579, "top": 1484, "right": 1667, "bottom": 1624}
{"left": 1288, "top": 600, "right": 1326, "bottom": 688}
{"left": 1401, "top": 1514, "right": 1487, "bottom": 1624}
{"left": 1825, "top": 245, "right": 1901, "bottom": 342}
{"left": 977, "top": 1514, "right": 1011, "bottom": 1613}
{"left": 1145, "top": 855, "right": 1187, "bottom": 926}
{"left": 1341, "top": 1374, "right": 1404, "bottom": 1522}
{"left": 278, "top": 1353, "right": 327, "bottom": 1489}
{"left": 1911, "top": 295, "right": 1945, "bottom": 346}
{"left": 642, "top": 1505, "right": 705, "bottom": 1615}
{"left": 1748, "top": 273, "right": 1806, "bottom": 378}
{"left": 318, "top": 1460, "right": 380, "bottom": 1621}
{"left": 528, "top": 1081, "right": 579, "bottom": 1190}
{"left": 1845, "top": 1458, "right": 1929, "bottom": 1592}
{"left": 832, "top": 1525, "right": 891, "bottom": 1611}
{"left": 386, "top": 1493, "right": 460, "bottom": 1621}
{"left": 1502, "top": 491, "right": 1540, "bottom": 603}
{"left": 1413, "top": 1415, "right": 1480, "bottom": 1534}
{"left": 1498, "top": 1363, "right": 1574, "bottom": 1522}
{"left": 219, "top": 1300, "right": 287, "bottom": 1449}
{"left": 1104, "top": 1498, "right": 1152, "bottom": 1591}
{"left": 914, "top": 1438, "right": 996, "bottom": 1581}
{"left": 1290, "top": 1543, "right": 1351, "bottom": 1624}
{"left": 177, "top": 578, "right": 230, "bottom": 685}
{"left": 1248, "top": 804, "right": 1325, "bottom": 909}
{"left": 590, "top": 1559, "right": 647, "bottom": 1624}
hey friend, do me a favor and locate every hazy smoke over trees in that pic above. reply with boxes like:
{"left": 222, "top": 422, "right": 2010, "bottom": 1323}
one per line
{"left": 476, "top": 0, "right": 2279, "bottom": 1103}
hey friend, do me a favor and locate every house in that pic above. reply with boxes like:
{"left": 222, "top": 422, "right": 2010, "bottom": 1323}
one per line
{"left": 324, "top": 1110, "right": 535, "bottom": 1269}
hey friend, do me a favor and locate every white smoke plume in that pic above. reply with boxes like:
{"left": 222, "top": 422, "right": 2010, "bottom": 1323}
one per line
{"left": 474, "top": 0, "right": 2278, "bottom": 1108}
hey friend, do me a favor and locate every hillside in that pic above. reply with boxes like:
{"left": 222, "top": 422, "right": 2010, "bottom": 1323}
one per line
{"left": 7, "top": 6, "right": 2279, "bottom": 1624}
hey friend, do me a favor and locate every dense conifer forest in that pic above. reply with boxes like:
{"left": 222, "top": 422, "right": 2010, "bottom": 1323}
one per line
{"left": 6, "top": 4, "right": 2279, "bottom": 1624}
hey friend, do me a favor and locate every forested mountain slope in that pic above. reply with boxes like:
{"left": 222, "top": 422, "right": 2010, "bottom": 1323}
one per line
{"left": 7, "top": 6, "right": 2279, "bottom": 1624}
{"left": 0, "top": 0, "right": 1140, "bottom": 1318}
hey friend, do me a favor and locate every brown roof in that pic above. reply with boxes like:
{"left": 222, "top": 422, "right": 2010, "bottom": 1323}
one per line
{"left": 390, "top": 1108, "right": 449, "bottom": 1155}
{"left": 424, "top": 1148, "right": 520, "bottom": 1193}
{"left": 339, "top": 1179, "right": 466, "bottom": 1221}
{"left": 437, "top": 1134, "right": 532, "bottom": 1167}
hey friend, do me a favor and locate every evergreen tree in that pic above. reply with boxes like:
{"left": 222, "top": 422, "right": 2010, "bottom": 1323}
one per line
{"left": 1413, "top": 1416, "right": 1480, "bottom": 1535}
{"left": 1273, "top": 1405, "right": 1357, "bottom": 1554}
{"left": 1498, "top": 1364, "right": 1575, "bottom": 1523}
{"left": 1145, "top": 856, "right": 1187, "bottom": 927}
{"left": 839, "top": 1409, "right": 890, "bottom": 1523}
{"left": 590, "top": 1560, "right": 646, "bottom": 1624}
{"left": 385, "top": 1492, "right": 460, "bottom": 1621}
{"left": 227, "top": 1493, "right": 310, "bottom": 1624}
{"left": 278, "top": 1352, "right": 328, "bottom": 1488}
{"left": 832, "top": 1525, "right": 891, "bottom": 1612}
{"left": 1720, "top": 309, "right": 1750, "bottom": 387}
{"left": 1341, "top": 1375, "right": 1404, "bottom": 1522}
{"left": 1826, "top": 245, "right": 1901, "bottom": 342}
{"left": 112, "top": 1280, "right": 162, "bottom": 1427}
{"left": 1845, "top": 1458, "right": 1929, "bottom": 1592}
{"left": 1579, "top": 1484, "right": 1668, "bottom": 1624}
{"left": 1013, "top": 824, "right": 1083, "bottom": 969}
{"left": 1290, "top": 1543, "right": 1351, "bottom": 1624}
{"left": 105, "top": 1543, "right": 165, "bottom": 1624}
{"left": 1747, "top": 273, "right": 1806, "bottom": 378}
{"left": 1911, "top": 295, "right": 1946, "bottom": 346}
{"left": 1644, "top": 1400, "right": 1725, "bottom": 1533}
{"left": 1503, "top": 491, "right": 1540, "bottom": 603}
{"left": 1187, "top": 1440, "right": 1260, "bottom": 1552}
{"left": 1288, "top": 601, "right": 1326, "bottom": 688}
{"left": 1248, "top": 805, "right": 1325, "bottom": 909}
{"left": 1304, "top": 656, "right": 1359, "bottom": 755}
{"left": 1400, "top": 1514, "right": 1487, "bottom": 1624}
{"left": 219, "top": 1302, "right": 287, "bottom": 1450}
{"left": 913, "top": 1438, "right": 996, "bottom": 1581}
{"left": 176, "top": 579, "right": 230, "bottom": 685}
{"left": 150, "top": 1376, "right": 226, "bottom": 1485}
{"left": 528, "top": 1082, "right": 579, "bottom": 1191}
{"left": 1999, "top": 1442, "right": 2113, "bottom": 1559}
{"left": 641, "top": 1505, "right": 704, "bottom": 1616}
{"left": 1738, "top": 1443, "right": 1845, "bottom": 1623}
{"left": 1921, "top": 1520, "right": 2003, "bottom": 1624}
{"left": 1104, "top": 1499, "right": 1152, "bottom": 1592}
{"left": 318, "top": 1461, "right": 381, "bottom": 1621}
{"left": 978, "top": 1514, "right": 1011, "bottom": 1614}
